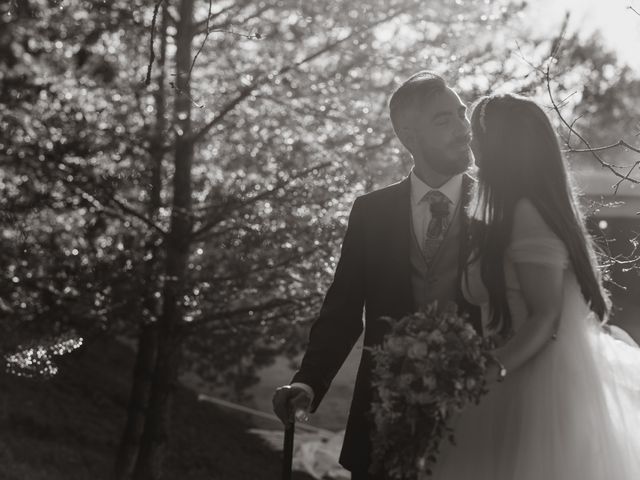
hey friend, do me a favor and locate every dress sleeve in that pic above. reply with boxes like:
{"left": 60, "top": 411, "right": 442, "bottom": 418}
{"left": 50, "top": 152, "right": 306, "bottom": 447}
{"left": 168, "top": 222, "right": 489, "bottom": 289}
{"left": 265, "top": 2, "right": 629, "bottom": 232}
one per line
{"left": 508, "top": 198, "right": 569, "bottom": 268}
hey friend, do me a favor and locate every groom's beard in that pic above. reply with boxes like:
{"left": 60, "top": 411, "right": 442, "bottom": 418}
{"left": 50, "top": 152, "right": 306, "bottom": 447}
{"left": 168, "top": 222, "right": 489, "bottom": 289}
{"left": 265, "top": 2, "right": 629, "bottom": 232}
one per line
{"left": 428, "top": 148, "right": 473, "bottom": 176}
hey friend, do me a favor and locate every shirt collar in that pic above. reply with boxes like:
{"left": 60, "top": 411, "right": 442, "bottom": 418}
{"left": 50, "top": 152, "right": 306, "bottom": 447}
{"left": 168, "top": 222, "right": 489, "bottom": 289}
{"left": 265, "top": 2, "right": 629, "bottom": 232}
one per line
{"left": 409, "top": 169, "right": 463, "bottom": 206}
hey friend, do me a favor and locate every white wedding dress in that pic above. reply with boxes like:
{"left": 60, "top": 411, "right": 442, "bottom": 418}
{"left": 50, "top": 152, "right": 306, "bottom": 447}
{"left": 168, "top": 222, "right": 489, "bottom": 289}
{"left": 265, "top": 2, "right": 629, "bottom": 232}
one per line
{"left": 427, "top": 198, "right": 640, "bottom": 480}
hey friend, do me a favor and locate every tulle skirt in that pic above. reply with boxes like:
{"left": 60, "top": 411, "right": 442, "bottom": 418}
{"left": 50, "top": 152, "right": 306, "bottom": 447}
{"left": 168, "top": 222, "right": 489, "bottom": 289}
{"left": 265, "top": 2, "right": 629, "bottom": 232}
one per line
{"left": 425, "top": 281, "right": 640, "bottom": 480}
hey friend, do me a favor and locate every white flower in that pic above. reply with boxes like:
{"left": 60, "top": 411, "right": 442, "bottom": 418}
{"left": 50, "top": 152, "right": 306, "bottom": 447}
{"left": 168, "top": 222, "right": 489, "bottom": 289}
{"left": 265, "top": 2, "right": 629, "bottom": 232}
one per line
{"left": 427, "top": 330, "right": 445, "bottom": 344}
{"left": 407, "top": 341, "right": 428, "bottom": 359}
{"left": 385, "top": 336, "right": 406, "bottom": 355}
{"left": 398, "top": 373, "right": 414, "bottom": 387}
{"left": 422, "top": 375, "right": 437, "bottom": 390}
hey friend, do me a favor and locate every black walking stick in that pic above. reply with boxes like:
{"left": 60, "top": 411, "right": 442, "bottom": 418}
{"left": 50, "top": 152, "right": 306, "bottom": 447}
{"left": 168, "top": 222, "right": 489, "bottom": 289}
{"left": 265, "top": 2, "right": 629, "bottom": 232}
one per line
{"left": 282, "top": 419, "right": 295, "bottom": 480}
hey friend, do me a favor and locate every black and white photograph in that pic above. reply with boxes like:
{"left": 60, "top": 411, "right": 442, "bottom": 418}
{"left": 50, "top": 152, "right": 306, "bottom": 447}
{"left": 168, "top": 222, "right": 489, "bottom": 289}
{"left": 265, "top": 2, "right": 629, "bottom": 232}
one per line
{"left": 2, "top": 0, "right": 640, "bottom": 479}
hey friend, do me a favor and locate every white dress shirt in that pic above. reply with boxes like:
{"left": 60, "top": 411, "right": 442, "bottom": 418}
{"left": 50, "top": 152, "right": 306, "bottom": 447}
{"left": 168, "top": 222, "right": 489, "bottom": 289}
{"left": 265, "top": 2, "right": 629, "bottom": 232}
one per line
{"left": 291, "top": 171, "right": 464, "bottom": 404}
{"left": 410, "top": 169, "right": 463, "bottom": 247}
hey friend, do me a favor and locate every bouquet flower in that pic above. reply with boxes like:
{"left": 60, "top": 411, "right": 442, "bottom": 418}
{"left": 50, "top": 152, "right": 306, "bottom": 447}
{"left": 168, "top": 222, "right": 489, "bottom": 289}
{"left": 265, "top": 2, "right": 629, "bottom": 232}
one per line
{"left": 366, "top": 301, "right": 494, "bottom": 479}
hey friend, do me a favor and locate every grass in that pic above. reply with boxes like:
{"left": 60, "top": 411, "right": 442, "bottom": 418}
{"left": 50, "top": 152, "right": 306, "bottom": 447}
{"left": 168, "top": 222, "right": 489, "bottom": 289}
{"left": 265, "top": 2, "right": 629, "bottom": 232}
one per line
{"left": 0, "top": 334, "right": 314, "bottom": 480}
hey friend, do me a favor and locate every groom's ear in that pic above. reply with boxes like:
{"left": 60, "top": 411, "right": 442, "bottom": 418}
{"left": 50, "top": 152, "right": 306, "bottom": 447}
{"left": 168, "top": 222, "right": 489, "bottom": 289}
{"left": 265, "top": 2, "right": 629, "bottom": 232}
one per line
{"left": 396, "top": 126, "right": 417, "bottom": 151}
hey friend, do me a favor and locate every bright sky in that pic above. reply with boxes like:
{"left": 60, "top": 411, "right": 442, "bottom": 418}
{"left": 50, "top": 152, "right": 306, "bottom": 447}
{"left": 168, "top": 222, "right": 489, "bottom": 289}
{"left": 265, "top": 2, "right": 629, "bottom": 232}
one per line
{"left": 525, "top": 0, "right": 640, "bottom": 72}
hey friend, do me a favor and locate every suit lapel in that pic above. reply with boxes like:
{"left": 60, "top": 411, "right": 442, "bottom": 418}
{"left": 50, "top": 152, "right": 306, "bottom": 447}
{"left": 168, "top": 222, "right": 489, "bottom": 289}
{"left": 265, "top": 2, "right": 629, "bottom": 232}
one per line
{"left": 385, "top": 177, "right": 414, "bottom": 314}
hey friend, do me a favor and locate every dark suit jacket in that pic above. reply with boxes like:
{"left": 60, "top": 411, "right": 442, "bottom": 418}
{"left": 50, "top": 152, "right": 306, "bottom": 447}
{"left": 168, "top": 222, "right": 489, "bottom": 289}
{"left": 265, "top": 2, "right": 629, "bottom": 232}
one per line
{"left": 291, "top": 174, "right": 479, "bottom": 473}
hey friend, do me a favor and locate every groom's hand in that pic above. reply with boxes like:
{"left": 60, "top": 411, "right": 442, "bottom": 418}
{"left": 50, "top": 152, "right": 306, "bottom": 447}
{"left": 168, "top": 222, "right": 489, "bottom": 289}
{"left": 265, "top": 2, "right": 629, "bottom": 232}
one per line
{"left": 272, "top": 385, "right": 312, "bottom": 427}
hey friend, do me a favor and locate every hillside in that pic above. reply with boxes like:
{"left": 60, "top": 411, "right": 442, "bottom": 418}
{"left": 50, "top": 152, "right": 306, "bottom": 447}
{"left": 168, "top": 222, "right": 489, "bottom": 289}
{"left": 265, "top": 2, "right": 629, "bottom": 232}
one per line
{"left": 0, "top": 335, "right": 313, "bottom": 480}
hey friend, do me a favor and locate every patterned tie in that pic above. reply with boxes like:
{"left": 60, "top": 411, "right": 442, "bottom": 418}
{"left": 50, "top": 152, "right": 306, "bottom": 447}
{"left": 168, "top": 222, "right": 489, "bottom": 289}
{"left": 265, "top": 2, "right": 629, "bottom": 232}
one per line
{"left": 423, "top": 190, "right": 452, "bottom": 264}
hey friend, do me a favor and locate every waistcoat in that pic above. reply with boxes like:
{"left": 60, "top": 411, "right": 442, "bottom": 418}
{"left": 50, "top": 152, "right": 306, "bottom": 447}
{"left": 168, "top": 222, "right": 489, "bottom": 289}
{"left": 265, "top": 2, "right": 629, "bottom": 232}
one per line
{"left": 409, "top": 199, "right": 465, "bottom": 311}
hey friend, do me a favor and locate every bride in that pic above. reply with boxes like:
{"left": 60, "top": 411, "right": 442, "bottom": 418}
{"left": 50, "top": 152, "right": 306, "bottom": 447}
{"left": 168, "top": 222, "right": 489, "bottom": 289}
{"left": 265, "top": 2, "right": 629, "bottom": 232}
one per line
{"left": 427, "top": 93, "right": 640, "bottom": 479}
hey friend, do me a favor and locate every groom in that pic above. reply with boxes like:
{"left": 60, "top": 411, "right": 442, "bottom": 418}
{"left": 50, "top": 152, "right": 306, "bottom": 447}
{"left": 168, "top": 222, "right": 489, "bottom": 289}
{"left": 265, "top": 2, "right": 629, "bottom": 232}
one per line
{"left": 272, "top": 71, "right": 480, "bottom": 479}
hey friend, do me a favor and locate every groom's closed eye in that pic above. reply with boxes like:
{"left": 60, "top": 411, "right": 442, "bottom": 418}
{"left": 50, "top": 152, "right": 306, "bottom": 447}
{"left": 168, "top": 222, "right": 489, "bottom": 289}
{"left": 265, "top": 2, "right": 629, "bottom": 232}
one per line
{"left": 433, "top": 107, "right": 467, "bottom": 125}
{"left": 433, "top": 112, "right": 453, "bottom": 126}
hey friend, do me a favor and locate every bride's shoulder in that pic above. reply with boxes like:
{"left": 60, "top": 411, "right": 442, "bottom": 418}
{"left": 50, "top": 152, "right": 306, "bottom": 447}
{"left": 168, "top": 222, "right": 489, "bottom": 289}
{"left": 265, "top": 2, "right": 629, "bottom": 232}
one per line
{"left": 511, "top": 197, "right": 555, "bottom": 240}
{"left": 508, "top": 197, "right": 569, "bottom": 266}
{"left": 513, "top": 197, "right": 540, "bottom": 220}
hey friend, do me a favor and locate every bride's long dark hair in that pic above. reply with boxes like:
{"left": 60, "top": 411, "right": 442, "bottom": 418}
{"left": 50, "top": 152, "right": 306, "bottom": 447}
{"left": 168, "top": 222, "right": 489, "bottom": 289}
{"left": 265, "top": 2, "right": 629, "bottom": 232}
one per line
{"left": 467, "top": 93, "right": 609, "bottom": 336}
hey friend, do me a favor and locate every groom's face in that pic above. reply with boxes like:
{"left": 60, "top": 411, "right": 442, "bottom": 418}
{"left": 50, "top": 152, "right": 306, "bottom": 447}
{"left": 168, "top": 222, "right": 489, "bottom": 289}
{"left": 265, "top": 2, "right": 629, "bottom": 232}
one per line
{"left": 409, "top": 87, "right": 472, "bottom": 176}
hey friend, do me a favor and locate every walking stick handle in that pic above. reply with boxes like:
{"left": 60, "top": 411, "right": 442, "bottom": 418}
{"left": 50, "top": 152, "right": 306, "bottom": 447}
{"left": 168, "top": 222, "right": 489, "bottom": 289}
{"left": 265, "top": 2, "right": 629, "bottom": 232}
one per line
{"left": 282, "top": 420, "right": 295, "bottom": 480}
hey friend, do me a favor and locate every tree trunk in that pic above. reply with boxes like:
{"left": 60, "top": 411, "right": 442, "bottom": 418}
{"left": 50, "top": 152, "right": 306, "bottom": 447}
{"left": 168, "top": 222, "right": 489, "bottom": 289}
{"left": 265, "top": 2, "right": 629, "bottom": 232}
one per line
{"left": 113, "top": 324, "right": 159, "bottom": 480}
{"left": 112, "top": 4, "right": 168, "bottom": 479}
{"left": 132, "top": 0, "right": 194, "bottom": 477}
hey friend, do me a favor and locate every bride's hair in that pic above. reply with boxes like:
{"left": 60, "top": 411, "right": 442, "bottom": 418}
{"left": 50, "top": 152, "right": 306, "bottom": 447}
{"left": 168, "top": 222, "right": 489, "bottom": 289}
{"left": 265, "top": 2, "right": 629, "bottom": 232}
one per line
{"left": 467, "top": 93, "right": 609, "bottom": 336}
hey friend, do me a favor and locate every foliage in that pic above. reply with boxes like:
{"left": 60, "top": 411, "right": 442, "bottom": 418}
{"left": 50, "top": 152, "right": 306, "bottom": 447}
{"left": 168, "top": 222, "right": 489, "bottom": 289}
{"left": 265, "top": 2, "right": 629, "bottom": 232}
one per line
{"left": 1, "top": 0, "right": 637, "bottom": 396}
{"left": 1, "top": 0, "right": 161, "bottom": 354}
{"left": 1, "top": 0, "right": 528, "bottom": 387}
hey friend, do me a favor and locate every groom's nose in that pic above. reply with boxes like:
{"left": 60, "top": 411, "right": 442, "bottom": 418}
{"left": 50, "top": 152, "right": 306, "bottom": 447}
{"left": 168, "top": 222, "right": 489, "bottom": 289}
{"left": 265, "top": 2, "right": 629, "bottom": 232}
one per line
{"left": 461, "top": 115, "right": 471, "bottom": 134}
{"left": 452, "top": 129, "right": 471, "bottom": 146}
{"left": 453, "top": 115, "right": 470, "bottom": 137}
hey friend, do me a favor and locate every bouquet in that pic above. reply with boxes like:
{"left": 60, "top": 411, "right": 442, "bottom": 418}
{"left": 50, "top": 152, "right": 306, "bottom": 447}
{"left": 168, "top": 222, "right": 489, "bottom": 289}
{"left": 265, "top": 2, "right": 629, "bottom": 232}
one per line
{"left": 366, "top": 301, "right": 494, "bottom": 479}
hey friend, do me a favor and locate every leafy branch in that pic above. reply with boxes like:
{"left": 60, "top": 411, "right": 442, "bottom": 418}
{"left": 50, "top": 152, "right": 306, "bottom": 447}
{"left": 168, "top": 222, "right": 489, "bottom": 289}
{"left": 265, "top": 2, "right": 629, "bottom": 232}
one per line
{"left": 191, "top": 160, "right": 332, "bottom": 240}
{"left": 190, "top": 3, "right": 423, "bottom": 145}
{"left": 183, "top": 295, "right": 319, "bottom": 333}
{"left": 205, "top": 248, "right": 323, "bottom": 283}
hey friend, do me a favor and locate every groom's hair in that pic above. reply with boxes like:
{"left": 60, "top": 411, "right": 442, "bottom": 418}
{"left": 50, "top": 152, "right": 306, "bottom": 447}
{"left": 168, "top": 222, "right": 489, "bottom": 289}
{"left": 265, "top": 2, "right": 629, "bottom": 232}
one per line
{"left": 388, "top": 70, "right": 447, "bottom": 135}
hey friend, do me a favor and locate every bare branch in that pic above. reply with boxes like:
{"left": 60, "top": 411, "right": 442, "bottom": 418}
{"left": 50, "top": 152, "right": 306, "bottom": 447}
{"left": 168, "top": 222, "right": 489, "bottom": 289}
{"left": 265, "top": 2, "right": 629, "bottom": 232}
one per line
{"left": 188, "top": 0, "right": 213, "bottom": 81}
{"left": 205, "top": 28, "right": 261, "bottom": 40}
{"left": 195, "top": 4, "right": 270, "bottom": 38}
{"left": 549, "top": 12, "right": 570, "bottom": 60}
{"left": 191, "top": 0, "right": 251, "bottom": 34}
{"left": 556, "top": 90, "right": 578, "bottom": 110}
{"left": 613, "top": 161, "right": 640, "bottom": 195}
{"left": 545, "top": 64, "right": 640, "bottom": 187}
{"left": 564, "top": 139, "right": 640, "bottom": 155}
{"left": 192, "top": 83, "right": 253, "bottom": 142}
{"left": 566, "top": 113, "right": 585, "bottom": 146}
{"left": 144, "top": 0, "right": 167, "bottom": 86}
{"left": 168, "top": 80, "right": 205, "bottom": 109}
